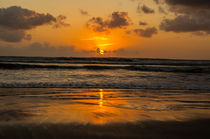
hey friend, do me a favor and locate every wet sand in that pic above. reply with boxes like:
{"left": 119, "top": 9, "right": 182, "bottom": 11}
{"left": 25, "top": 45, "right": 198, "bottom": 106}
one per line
{"left": 0, "top": 88, "right": 210, "bottom": 138}
{"left": 0, "top": 119, "right": 210, "bottom": 139}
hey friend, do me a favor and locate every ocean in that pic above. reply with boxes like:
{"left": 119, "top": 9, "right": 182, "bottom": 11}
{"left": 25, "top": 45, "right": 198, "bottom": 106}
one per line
{"left": 0, "top": 56, "right": 210, "bottom": 89}
{"left": 0, "top": 56, "right": 210, "bottom": 138}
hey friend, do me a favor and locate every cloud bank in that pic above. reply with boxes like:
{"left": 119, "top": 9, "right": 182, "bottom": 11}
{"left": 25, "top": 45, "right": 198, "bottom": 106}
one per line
{"left": 0, "top": 42, "right": 90, "bottom": 57}
{"left": 0, "top": 6, "right": 69, "bottom": 42}
{"left": 165, "top": 0, "right": 210, "bottom": 9}
{"left": 159, "top": 0, "right": 210, "bottom": 35}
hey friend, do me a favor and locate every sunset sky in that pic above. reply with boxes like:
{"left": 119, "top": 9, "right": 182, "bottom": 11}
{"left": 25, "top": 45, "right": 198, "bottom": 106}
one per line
{"left": 0, "top": 0, "right": 210, "bottom": 59}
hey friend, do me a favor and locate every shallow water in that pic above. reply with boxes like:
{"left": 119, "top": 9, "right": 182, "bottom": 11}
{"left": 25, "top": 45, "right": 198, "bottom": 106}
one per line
{"left": 1, "top": 88, "right": 210, "bottom": 124}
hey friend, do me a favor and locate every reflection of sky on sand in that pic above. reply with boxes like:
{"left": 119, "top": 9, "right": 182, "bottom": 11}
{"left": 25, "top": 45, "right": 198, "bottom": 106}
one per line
{"left": 1, "top": 88, "right": 210, "bottom": 124}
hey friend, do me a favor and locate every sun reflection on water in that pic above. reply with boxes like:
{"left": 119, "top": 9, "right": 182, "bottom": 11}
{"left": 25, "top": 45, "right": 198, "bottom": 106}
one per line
{"left": 99, "top": 89, "right": 104, "bottom": 107}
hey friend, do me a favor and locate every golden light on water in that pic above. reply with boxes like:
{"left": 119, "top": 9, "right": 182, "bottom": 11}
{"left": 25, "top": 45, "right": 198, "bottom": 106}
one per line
{"left": 99, "top": 89, "right": 104, "bottom": 107}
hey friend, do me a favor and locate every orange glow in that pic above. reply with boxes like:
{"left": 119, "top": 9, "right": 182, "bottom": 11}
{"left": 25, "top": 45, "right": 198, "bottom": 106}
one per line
{"left": 74, "top": 29, "right": 134, "bottom": 55}
{"left": 82, "top": 36, "right": 109, "bottom": 41}
{"left": 99, "top": 49, "right": 104, "bottom": 55}
{"left": 82, "top": 36, "right": 113, "bottom": 50}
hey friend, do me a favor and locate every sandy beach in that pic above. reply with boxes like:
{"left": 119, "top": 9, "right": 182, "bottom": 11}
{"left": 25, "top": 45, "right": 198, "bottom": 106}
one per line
{"left": 0, "top": 88, "right": 210, "bottom": 138}
{"left": 0, "top": 118, "right": 210, "bottom": 139}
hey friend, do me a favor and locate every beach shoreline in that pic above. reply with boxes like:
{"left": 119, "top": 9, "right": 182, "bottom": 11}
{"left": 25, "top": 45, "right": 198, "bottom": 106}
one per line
{"left": 0, "top": 119, "right": 210, "bottom": 139}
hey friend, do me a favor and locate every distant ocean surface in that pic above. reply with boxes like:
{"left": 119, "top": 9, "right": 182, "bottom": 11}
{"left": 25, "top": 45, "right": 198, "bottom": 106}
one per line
{"left": 0, "top": 56, "right": 210, "bottom": 90}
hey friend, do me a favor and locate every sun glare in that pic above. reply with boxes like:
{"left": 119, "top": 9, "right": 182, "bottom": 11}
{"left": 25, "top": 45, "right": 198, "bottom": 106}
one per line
{"left": 97, "top": 43, "right": 113, "bottom": 47}
{"left": 100, "top": 49, "right": 104, "bottom": 55}
{"left": 82, "top": 36, "right": 109, "bottom": 41}
{"left": 79, "top": 30, "right": 133, "bottom": 56}
{"left": 97, "top": 48, "right": 105, "bottom": 55}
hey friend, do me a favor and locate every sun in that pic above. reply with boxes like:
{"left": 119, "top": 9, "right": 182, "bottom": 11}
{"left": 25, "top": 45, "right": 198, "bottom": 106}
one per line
{"left": 97, "top": 48, "right": 105, "bottom": 55}
{"left": 99, "top": 49, "right": 104, "bottom": 55}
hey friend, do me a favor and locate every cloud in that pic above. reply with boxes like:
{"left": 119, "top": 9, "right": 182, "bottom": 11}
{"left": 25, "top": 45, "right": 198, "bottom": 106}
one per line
{"left": 160, "top": 13, "right": 210, "bottom": 33}
{"left": 87, "top": 12, "right": 131, "bottom": 32}
{"left": 80, "top": 9, "right": 89, "bottom": 16}
{"left": 158, "top": 6, "right": 167, "bottom": 14}
{"left": 0, "top": 27, "right": 29, "bottom": 42}
{"left": 153, "top": 0, "right": 161, "bottom": 4}
{"left": 165, "top": 0, "right": 210, "bottom": 9}
{"left": 139, "top": 21, "right": 148, "bottom": 26}
{"left": 0, "top": 6, "right": 69, "bottom": 42}
{"left": 134, "top": 27, "right": 158, "bottom": 37}
{"left": 0, "top": 42, "right": 90, "bottom": 57}
{"left": 113, "top": 48, "right": 139, "bottom": 57}
{"left": 53, "top": 15, "right": 70, "bottom": 28}
{"left": 137, "top": 4, "right": 155, "bottom": 14}
{"left": 0, "top": 6, "right": 56, "bottom": 30}
{"left": 159, "top": 0, "right": 210, "bottom": 34}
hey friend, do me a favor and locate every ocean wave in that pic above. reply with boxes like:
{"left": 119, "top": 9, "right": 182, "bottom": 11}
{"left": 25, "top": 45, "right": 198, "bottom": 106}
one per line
{"left": 1, "top": 56, "right": 210, "bottom": 66}
{"left": 0, "top": 82, "right": 210, "bottom": 90}
{"left": 0, "top": 63, "right": 210, "bottom": 73}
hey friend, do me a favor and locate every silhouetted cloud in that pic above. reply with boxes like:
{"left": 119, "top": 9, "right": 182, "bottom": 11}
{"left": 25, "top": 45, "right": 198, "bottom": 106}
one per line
{"left": 134, "top": 27, "right": 158, "bottom": 37}
{"left": 0, "top": 6, "right": 55, "bottom": 30}
{"left": 158, "top": 6, "right": 167, "bottom": 14}
{"left": 165, "top": 0, "right": 210, "bottom": 9}
{"left": 0, "top": 6, "right": 69, "bottom": 42}
{"left": 160, "top": 0, "right": 210, "bottom": 34}
{"left": 80, "top": 9, "right": 89, "bottom": 16}
{"left": 113, "top": 48, "right": 139, "bottom": 57}
{"left": 139, "top": 21, "right": 148, "bottom": 26}
{"left": 87, "top": 12, "right": 131, "bottom": 32}
{"left": 0, "top": 27, "right": 30, "bottom": 42}
{"left": 53, "top": 15, "right": 70, "bottom": 28}
{"left": 137, "top": 4, "right": 155, "bottom": 14}
{"left": 153, "top": 0, "right": 160, "bottom": 4}
{"left": 0, "top": 42, "right": 90, "bottom": 57}
{"left": 160, "top": 13, "right": 210, "bottom": 33}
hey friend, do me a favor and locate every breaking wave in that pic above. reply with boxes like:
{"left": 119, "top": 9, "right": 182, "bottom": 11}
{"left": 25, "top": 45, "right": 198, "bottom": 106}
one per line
{"left": 0, "top": 63, "right": 210, "bottom": 73}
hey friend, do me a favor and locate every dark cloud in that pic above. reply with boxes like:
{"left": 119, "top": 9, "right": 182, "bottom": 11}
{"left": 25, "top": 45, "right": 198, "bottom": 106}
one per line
{"left": 160, "top": 0, "right": 210, "bottom": 34}
{"left": 134, "top": 27, "right": 158, "bottom": 38}
{"left": 0, "top": 42, "right": 90, "bottom": 57}
{"left": 0, "top": 27, "right": 27, "bottom": 42}
{"left": 0, "top": 6, "right": 56, "bottom": 30}
{"left": 153, "top": 0, "right": 160, "bottom": 4}
{"left": 80, "top": 9, "right": 89, "bottom": 16}
{"left": 137, "top": 4, "right": 155, "bottom": 14}
{"left": 139, "top": 21, "right": 148, "bottom": 26}
{"left": 158, "top": 6, "right": 167, "bottom": 14}
{"left": 165, "top": 0, "right": 210, "bottom": 9}
{"left": 87, "top": 12, "right": 131, "bottom": 32}
{"left": 113, "top": 48, "right": 139, "bottom": 57}
{"left": 160, "top": 12, "right": 210, "bottom": 33}
{"left": 0, "top": 6, "right": 69, "bottom": 42}
{"left": 53, "top": 15, "right": 70, "bottom": 28}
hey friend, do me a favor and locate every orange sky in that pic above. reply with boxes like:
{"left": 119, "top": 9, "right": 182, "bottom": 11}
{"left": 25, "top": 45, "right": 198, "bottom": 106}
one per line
{"left": 0, "top": 0, "right": 210, "bottom": 59}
